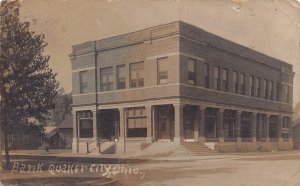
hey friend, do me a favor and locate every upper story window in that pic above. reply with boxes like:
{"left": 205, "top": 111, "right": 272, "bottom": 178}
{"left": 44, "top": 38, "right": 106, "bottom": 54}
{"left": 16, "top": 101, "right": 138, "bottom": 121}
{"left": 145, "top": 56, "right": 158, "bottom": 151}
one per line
{"left": 276, "top": 82, "right": 281, "bottom": 101}
{"left": 100, "top": 67, "right": 113, "bottom": 92}
{"left": 233, "top": 71, "right": 238, "bottom": 94}
{"left": 285, "top": 85, "right": 290, "bottom": 103}
{"left": 222, "top": 68, "right": 228, "bottom": 92}
{"left": 250, "top": 75, "right": 254, "bottom": 97}
{"left": 117, "top": 65, "right": 126, "bottom": 89}
{"left": 130, "top": 62, "right": 144, "bottom": 88}
{"left": 269, "top": 81, "right": 274, "bottom": 100}
{"left": 79, "top": 71, "right": 88, "bottom": 94}
{"left": 204, "top": 63, "right": 209, "bottom": 88}
{"left": 188, "top": 58, "right": 196, "bottom": 85}
{"left": 240, "top": 73, "right": 245, "bottom": 95}
{"left": 214, "top": 66, "right": 220, "bottom": 90}
{"left": 255, "top": 77, "right": 260, "bottom": 98}
{"left": 158, "top": 57, "right": 168, "bottom": 84}
{"left": 263, "top": 79, "right": 268, "bottom": 99}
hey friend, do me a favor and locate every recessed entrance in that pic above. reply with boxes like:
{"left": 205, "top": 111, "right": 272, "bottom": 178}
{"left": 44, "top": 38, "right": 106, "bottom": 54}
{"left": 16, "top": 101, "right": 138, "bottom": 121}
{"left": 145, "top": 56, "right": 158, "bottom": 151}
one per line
{"left": 184, "top": 106, "right": 196, "bottom": 142}
{"left": 156, "top": 105, "right": 174, "bottom": 141}
{"left": 99, "top": 109, "right": 118, "bottom": 141}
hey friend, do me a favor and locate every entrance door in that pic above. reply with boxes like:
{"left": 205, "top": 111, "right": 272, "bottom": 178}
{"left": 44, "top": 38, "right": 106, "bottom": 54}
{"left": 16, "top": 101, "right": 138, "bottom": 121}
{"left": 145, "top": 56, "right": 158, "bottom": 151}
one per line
{"left": 99, "top": 110, "right": 116, "bottom": 141}
{"left": 157, "top": 106, "right": 173, "bottom": 141}
{"left": 184, "top": 107, "right": 195, "bottom": 141}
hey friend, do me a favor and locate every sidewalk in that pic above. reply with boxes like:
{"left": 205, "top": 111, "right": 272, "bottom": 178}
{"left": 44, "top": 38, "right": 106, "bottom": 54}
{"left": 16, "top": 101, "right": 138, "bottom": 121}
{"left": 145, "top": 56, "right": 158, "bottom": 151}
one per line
{"left": 4, "top": 149, "right": 300, "bottom": 162}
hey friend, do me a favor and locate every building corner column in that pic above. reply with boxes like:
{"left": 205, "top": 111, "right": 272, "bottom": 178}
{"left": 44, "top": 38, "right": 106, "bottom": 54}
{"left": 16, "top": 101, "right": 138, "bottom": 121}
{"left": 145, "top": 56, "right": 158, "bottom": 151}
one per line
{"left": 72, "top": 111, "right": 78, "bottom": 153}
{"left": 146, "top": 105, "right": 153, "bottom": 143}
{"left": 251, "top": 112, "right": 257, "bottom": 142}
{"left": 278, "top": 115, "right": 283, "bottom": 142}
{"left": 194, "top": 107, "right": 199, "bottom": 142}
{"left": 92, "top": 109, "right": 98, "bottom": 140}
{"left": 174, "top": 103, "right": 184, "bottom": 144}
{"left": 218, "top": 108, "right": 224, "bottom": 143}
{"left": 198, "top": 106, "right": 206, "bottom": 143}
{"left": 265, "top": 114, "right": 270, "bottom": 142}
{"left": 117, "top": 107, "right": 126, "bottom": 155}
{"left": 236, "top": 110, "right": 242, "bottom": 143}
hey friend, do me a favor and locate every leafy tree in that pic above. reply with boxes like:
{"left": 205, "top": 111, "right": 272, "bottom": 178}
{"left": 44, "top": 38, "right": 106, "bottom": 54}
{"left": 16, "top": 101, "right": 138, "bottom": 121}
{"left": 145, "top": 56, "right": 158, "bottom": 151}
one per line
{"left": 49, "top": 88, "right": 72, "bottom": 125}
{"left": 0, "top": 0, "right": 58, "bottom": 168}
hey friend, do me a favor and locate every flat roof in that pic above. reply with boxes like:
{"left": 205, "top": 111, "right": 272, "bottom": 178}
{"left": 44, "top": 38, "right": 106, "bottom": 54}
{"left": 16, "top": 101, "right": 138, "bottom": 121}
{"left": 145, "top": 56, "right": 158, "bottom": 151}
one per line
{"left": 71, "top": 21, "right": 292, "bottom": 71}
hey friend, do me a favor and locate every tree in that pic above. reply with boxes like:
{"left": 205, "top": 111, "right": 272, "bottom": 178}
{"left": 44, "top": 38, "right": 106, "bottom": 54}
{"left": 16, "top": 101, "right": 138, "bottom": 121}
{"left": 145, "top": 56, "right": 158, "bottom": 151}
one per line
{"left": 0, "top": 0, "right": 58, "bottom": 168}
{"left": 49, "top": 88, "right": 72, "bottom": 125}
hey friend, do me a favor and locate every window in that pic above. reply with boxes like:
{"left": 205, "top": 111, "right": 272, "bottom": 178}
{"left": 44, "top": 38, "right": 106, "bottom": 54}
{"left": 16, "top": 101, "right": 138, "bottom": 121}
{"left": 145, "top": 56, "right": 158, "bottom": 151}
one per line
{"left": 127, "top": 107, "right": 147, "bottom": 137}
{"left": 250, "top": 75, "right": 254, "bottom": 97}
{"left": 214, "top": 66, "right": 220, "bottom": 90}
{"left": 78, "top": 111, "right": 93, "bottom": 138}
{"left": 117, "top": 65, "right": 126, "bottom": 89}
{"left": 233, "top": 71, "right": 238, "bottom": 94}
{"left": 100, "top": 67, "right": 113, "bottom": 91}
{"left": 79, "top": 71, "right": 88, "bottom": 94}
{"left": 276, "top": 82, "right": 281, "bottom": 101}
{"left": 255, "top": 77, "right": 260, "bottom": 98}
{"left": 282, "top": 117, "right": 290, "bottom": 128}
{"left": 269, "top": 116, "right": 278, "bottom": 138}
{"left": 223, "top": 110, "right": 236, "bottom": 138}
{"left": 130, "top": 62, "right": 144, "bottom": 88}
{"left": 263, "top": 79, "right": 268, "bottom": 99}
{"left": 222, "top": 68, "right": 228, "bottom": 92}
{"left": 204, "top": 63, "right": 209, "bottom": 88}
{"left": 240, "top": 73, "right": 245, "bottom": 95}
{"left": 285, "top": 85, "right": 290, "bottom": 103}
{"left": 282, "top": 117, "right": 291, "bottom": 140}
{"left": 241, "top": 112, "right": 251, "bottom": 138}
{"left": 188, "top": 58, "right": 196, "bottom": 85}
{"left": 269, "top": 81, "right": 273, "bottom": 100}
{"left": 158, "top": 57, "right": 168, "bottom": 84}
{"left": 205, "top": 108, "right": 218, "bottom": 138}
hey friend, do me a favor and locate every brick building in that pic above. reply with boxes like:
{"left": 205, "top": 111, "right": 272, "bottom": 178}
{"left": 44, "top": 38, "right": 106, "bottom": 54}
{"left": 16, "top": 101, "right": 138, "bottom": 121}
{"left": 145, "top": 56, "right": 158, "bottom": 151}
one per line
{"left": 69, "top": 21, "right": 294, "bottom": 154}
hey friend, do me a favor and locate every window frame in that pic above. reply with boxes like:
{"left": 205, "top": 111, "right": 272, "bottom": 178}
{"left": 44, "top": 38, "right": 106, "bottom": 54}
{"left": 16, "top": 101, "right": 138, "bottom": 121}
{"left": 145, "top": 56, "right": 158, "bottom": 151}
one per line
{"left": 79, "top": 71, "right": 88, "bottom": 94}
{"left": 285, "top": 85, "right": 290, "bottom": 103}
{"left": 187, "top": 58, "right": 196, "bottom": 85}
{"left": 250, "top": 75, "right": 254, "bottom": 97}
{"left": 130, "top": 62, "right": 144, "bottom": 88}
{"left": 214, "top": 66, "right": 221, "bottom": 90}
{"left": 263, "top": 79, "right": 268, "bottom": 99}
{"left": 269, "top": 81, "right": 274, "bottom": 100}
{"left": 233, "top": 71, "right": 238, "bottom": 94}
{"left": 255, "top": 77, "right": 260, "bottom": 98}
{"left": 240, "top": 73, "right": 246, "bottom": 95}
{"left": 204, "top": 63, "right": 209, "bottom": 88}
{"left": 100, "top": 67, "right": 113, "bottom": 92}
{"left": 117, "top": 65, "right": 126, "bottom": 90}
{"left": 157, "top": 57, "right": 169, "bottom": 85}
{"left": 222, "top": 68, "right": 229, "bottom": 92}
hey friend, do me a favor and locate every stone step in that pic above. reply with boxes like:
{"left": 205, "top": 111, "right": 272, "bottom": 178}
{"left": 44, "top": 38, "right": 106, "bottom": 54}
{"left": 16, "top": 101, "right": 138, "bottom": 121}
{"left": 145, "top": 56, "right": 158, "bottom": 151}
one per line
{"left": 173, "top": 142, "right": 218, "bottom": 156}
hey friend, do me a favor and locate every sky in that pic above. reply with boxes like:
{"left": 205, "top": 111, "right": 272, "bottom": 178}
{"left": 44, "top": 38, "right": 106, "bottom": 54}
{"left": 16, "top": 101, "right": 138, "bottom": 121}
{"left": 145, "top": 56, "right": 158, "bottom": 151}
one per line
{"left": 18, "top": 0, "right": 300, "bottom": 105}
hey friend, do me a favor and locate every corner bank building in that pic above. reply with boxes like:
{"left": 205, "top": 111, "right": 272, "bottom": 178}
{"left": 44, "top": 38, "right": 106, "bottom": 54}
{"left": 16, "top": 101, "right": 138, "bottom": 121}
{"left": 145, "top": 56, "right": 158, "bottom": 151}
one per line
{"left": 70, "top": 21, "right": 294, "bottom": 155}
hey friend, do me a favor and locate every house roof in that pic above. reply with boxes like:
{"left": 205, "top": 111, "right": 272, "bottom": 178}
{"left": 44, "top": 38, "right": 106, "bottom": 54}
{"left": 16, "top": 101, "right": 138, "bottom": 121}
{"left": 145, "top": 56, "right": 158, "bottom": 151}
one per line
{"left": 57, "top": 114, "right": 72, "bottom": 129}
{"left": 44, "top": 127, "right": 58, "bottom": 138}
